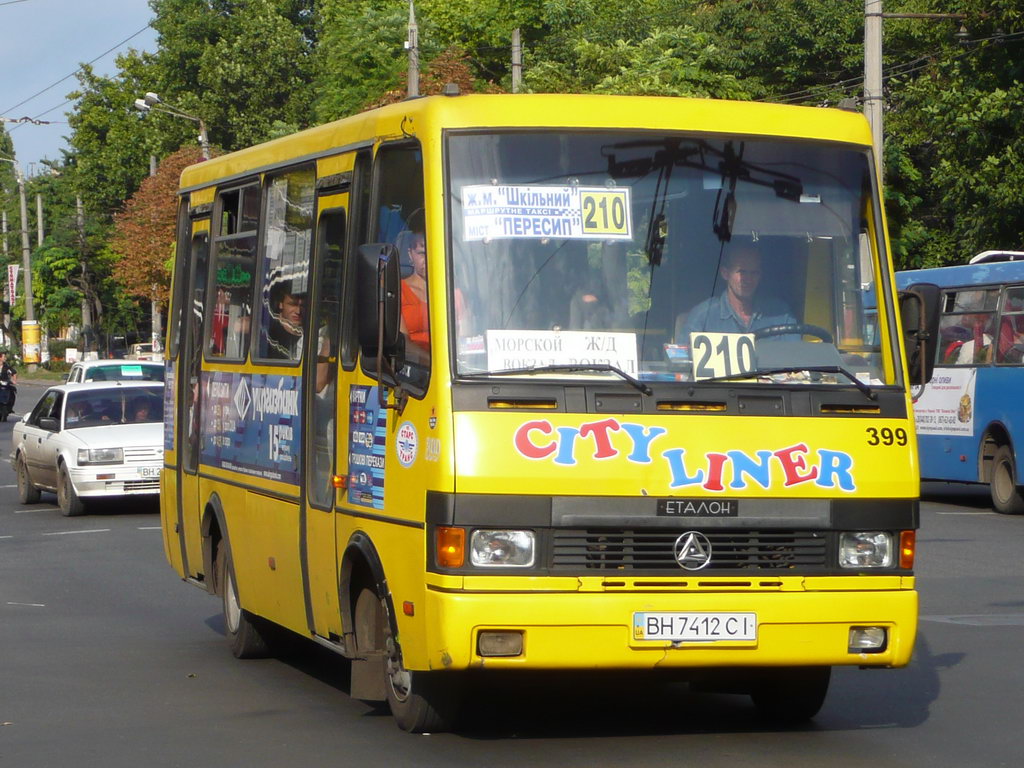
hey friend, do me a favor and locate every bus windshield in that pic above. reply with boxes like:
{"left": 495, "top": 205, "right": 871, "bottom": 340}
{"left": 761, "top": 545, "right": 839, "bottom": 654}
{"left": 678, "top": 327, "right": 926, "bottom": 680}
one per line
{"left": 448, "top": 131, "right": 892, "bottom": 388}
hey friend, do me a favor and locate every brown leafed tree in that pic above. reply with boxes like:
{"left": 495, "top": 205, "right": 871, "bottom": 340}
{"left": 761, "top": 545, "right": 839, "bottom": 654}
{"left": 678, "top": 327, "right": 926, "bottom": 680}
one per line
{"left": 367, "top": 46, "right": 504, "bottom": 109}
{"left": 110, "top": 146, "right": 207, "bottom": 305}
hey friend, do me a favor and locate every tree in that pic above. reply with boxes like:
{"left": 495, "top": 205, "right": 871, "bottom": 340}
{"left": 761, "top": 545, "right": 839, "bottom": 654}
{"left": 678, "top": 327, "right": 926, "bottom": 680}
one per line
{"left": 109, "top": 146, "right": 204, "bottom": 308}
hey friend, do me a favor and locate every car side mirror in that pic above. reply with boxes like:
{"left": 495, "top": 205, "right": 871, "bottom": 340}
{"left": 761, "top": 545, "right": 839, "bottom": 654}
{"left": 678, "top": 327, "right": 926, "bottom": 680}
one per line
{"left": 38, "top": 416, "right": 60, "bottom": 432}
{"left": 899, "top": 282, "right": 941, "bottom": 386}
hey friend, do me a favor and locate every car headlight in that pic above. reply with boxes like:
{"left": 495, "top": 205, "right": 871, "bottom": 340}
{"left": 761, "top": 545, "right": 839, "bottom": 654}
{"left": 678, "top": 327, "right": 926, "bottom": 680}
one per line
{"left": 839, "top": 531, "right": 893, "bottom": 568}
{"left": 470, "top": 529, "right": 536, "bottom": 568}
{"left": 77, "top": 447, "right": 124, "bottom": 465}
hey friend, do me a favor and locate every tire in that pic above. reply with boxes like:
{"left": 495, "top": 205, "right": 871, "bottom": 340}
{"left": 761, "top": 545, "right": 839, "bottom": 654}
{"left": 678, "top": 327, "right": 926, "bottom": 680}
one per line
{"left": 354, "top": 587, "right": 461, "bottom": 733}
{"left": 16, "top": 456, "right": 41, "bottom": 504}
{"left": 57, "top": 465, "right": 85, "bottom": 517}
{"left": 990, "top": 445, "right": 1024, "bottom": 514}
{"left": 750, "top": 666, "right": 831, "bottom": 725}
{"left": 216, "top": 542, "right": 272, "bottom": 659}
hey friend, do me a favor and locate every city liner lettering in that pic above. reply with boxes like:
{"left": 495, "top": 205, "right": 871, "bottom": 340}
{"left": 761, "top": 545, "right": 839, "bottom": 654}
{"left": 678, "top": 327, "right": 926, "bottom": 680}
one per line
{"left": 513, "top": 418, "right": 856, "bottom": 492}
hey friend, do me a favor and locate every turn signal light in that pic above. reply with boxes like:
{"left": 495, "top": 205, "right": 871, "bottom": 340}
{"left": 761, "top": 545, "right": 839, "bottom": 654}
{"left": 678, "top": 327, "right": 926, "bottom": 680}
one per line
{"left": 899, "top": 530, "right": 916, "bottom": 569}
{"left": 436, "top": 526, "right": 465, "bottom": 568}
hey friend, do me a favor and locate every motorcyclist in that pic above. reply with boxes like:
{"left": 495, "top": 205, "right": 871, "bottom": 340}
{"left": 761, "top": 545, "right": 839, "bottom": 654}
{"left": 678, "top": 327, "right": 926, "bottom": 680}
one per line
{"left": 0, "top": 350, "right": 17, "bottom": 414}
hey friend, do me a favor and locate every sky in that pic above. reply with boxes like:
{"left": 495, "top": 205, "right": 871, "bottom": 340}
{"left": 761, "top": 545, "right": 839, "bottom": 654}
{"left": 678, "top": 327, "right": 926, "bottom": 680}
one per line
{"left": 0, "top": 0, "right": 158, "bottom": 175}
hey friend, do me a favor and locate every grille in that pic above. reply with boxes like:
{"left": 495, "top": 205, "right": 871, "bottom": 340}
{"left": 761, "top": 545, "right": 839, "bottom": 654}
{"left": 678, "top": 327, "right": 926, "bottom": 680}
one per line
{"left": 551, "top": 529, "right": 828, "bottom": 571}
{"left": 114, "top": 479, "right": 160, "bottom": 492}
{"left": 124, "top": 447, "right": 162, "bottom": 463}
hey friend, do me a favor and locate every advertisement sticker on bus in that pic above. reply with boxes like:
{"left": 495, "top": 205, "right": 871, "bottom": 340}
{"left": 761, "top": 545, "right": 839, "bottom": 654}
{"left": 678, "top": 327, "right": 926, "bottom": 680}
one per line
{"left": 348, "top": 385, "right": 387, "bottom": 509}
{"left": 912, "top": 367, "right": 977, "bottom": 436}
{"left": 461, "top": 184, "right": 632, "bottom": 241}
{"left": 200, "top": 371, "right": 302, "bottom": 484}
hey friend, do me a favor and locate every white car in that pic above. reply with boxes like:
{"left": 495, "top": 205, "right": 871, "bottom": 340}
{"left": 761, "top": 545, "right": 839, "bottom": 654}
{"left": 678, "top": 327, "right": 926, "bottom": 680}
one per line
{"left": 65, "top": 359, "right": 165, "bottom": 384}
{"left": 12, "top": 381, "right": 165, "bottom": 516}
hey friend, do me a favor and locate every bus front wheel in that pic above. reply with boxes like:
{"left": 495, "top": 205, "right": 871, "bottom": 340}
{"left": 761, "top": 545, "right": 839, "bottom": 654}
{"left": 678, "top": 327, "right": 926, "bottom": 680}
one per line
{"left": 749, "top": 666, "right": 831, "bottom": 725}
{"left": 354, "top": 587, "right": 461, "bottom": 733}
{"left": 990, "top": 446, "right": 1024, "bottom": 514}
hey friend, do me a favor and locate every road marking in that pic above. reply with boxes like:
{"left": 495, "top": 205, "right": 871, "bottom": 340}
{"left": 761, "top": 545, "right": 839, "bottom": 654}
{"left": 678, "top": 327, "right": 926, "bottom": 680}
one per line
{"left": 0, "top": 484, "right": 16, "bottom": 488}
{"left": 14, "top": 508, "right": 57, "bottom": 514}
{"left": 922, "top": 614, "right": 1024, "bottom": 627}
{"left": 6, "top": 602, "right": 45, "bottom": 607}
{"left": 41, "top": 529, "right": 111, "bottom": 536}
{"left": 0, "top": 535, "right": 12, "bottom": 540}
{"left": 137, "top": 526, "right": 162, "bottom": 530}
{"left": 935, "top": 511, "right": 994, "bottom": 516}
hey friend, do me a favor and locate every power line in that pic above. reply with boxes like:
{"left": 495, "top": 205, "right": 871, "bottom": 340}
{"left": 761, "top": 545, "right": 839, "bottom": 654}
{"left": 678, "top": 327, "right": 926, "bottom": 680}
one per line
{"left": 1, "top": 22, "right": 153, "bottom": 115}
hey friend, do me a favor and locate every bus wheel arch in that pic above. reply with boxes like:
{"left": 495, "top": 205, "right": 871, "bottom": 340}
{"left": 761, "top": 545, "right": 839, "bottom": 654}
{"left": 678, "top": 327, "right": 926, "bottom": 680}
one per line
{"left": 201, "top": 494, "right": 228, "bottom": 595}
{"left": 979, "top": 427, "right": 1024, "bottom": 514}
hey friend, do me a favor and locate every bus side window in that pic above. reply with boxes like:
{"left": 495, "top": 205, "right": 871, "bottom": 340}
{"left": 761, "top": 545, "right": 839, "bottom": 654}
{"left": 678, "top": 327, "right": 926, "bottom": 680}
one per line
{"left": 208, "top": 184, "right": 258, "bottom": 361}
{"left": 366, "top": 143, "right": 430, "bottom": 390}
{"left": 256, "top": 166, "right": 315, "bottom": 363}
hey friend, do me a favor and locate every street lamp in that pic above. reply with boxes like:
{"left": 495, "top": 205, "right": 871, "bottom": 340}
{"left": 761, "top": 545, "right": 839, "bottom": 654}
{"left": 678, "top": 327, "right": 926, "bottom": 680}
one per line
{"left": 133, "top": 92, "right": 210, "bottom": 160}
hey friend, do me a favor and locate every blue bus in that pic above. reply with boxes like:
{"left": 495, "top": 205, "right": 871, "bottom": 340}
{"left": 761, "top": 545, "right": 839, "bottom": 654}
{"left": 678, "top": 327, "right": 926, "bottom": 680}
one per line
{"left": 897, "top": 254, "right": 1024, "bottom": 513}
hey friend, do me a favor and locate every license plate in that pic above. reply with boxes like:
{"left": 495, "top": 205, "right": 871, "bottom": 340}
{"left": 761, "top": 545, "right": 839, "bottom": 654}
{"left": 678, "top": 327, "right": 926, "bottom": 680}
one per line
{"left": 633, "top": 612, "right": 757, "bottom": 642}
{"left": 139, "top": 467, "right": 161, "bottom": 477}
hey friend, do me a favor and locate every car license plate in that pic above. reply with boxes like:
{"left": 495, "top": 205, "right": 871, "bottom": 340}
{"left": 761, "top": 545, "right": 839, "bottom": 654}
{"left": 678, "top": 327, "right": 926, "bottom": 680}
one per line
{"left": 139, "top": 467, "right": 161, "bottom": 477}
{"left": 633, "top": 612, "right": 757, "bottom": 642}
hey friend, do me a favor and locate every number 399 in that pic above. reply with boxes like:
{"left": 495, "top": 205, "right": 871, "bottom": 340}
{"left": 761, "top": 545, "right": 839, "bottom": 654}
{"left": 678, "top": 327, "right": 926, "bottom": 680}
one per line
{"left": 866, "top": 427, "right": 908, "bottom": 446}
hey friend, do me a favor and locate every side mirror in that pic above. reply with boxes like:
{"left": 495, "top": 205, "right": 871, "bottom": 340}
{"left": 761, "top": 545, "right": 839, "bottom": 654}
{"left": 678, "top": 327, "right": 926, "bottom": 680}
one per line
{"left": 899, "top": 282, "right": 941, "bottom": 386}
{"left": 39, "top": 416, "right": 60, "bottom": 432}
{"left": 356, "top": 243, "right": 403, "bottom": 361}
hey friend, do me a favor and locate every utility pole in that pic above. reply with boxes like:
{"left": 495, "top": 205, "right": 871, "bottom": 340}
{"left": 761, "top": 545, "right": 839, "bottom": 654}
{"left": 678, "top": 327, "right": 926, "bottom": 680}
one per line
{"left": 512, "top": 28, "right": 522, "bottom": 93}
{"left": 77, "top": 195, "right": 95, "bottom": 356}
{"left": 406, "top": 1, "right": 419, "bottom": 98}
{"left": 149, "top": 155, "right": 162, "bottom": 354}
{"left": 2, "top": 210, "right": 7, "bottom": 257}
{"left": 864, "top": 0, "right": 883, "bottom": 178}
{"left": 36, "top": 192, "right": 43, "bottom": 246}
{"left": 16, "top": 170, "right": 33, "bottom": 322}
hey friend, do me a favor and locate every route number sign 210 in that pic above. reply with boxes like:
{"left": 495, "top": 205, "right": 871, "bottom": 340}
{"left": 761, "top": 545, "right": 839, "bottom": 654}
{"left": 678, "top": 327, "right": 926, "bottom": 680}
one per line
{"left": 689, "top": 332, "right": 755, "bottom": 380}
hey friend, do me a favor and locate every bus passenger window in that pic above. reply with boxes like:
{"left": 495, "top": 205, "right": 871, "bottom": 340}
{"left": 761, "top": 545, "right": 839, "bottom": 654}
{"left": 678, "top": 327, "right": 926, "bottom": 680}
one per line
{"left": 257, "top": 167, "right": 314, "bottom": 362}
{"left": 209, "top": 185, "right": 258, "bottom": 360}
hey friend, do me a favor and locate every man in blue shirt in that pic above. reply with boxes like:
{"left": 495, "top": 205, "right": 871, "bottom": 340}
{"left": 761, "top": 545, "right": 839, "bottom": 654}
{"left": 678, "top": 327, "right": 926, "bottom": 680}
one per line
{"left": 682, "top": 247, "right": 796, "bottom": 340}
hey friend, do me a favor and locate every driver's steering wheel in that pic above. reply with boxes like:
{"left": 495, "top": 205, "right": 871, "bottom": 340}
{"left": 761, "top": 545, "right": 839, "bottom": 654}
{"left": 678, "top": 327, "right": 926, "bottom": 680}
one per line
{"left": 754, "top": 324, "right": 834, "bottom": 343}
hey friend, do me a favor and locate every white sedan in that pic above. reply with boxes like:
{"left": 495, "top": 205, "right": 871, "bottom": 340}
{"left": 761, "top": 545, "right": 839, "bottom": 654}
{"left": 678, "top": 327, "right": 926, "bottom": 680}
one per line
{"left": 12, "top": 381, "right": 164, "bottom": 516}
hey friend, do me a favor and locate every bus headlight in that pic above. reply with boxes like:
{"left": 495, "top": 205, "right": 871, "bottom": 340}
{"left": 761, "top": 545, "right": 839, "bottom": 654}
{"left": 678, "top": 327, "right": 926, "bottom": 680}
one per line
{"left": 470, "top": 530, "right": 535, "bottom": 568}
{"left": 839, "top": 531, "right": 893, "bottom": 568}
{"left": 77, "top": 447, "right": 124, "bottom": 465}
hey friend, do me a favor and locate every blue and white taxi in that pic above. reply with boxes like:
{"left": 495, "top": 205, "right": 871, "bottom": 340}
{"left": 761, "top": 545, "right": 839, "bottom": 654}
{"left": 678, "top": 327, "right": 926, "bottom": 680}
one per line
{"left": 11, "top": 381, "right": 164, "bottom": 516}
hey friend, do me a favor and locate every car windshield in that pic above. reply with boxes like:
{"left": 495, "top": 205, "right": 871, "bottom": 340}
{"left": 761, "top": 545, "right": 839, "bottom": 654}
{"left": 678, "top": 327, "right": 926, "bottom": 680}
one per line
{"left": 64, "top": 387, "right": 163, "bottom": 428}
{"left": 84, "top": 363, "right": 164, "bottom": 382}
{"left": 448, "top": 130, "right": 893, "bottom": 389}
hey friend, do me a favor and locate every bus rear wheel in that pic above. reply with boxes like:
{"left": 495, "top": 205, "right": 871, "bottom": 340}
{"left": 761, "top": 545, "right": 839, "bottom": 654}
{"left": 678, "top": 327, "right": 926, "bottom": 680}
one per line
{"left": 354, "top": 587, "right": 461, "bottom": 733}
{"left": 216, "top": 542, "right": 272, "bottom": 659}
{"left": 749, "top": 666, "right": 830, "bottom": 725}
{"left": 990, "top": 446, "right": 1024, "bottom": 514}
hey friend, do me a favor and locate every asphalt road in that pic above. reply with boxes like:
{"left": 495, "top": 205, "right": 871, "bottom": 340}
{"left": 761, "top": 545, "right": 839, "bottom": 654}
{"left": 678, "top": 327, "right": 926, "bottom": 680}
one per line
{"left": 2, "top": 380, "right": 1022, "bottom": 767}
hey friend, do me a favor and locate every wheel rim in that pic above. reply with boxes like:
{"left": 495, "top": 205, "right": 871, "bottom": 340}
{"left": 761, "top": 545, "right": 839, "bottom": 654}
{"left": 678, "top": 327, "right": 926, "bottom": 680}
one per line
{"left": 382, "top": 617, "right": 412, "bottom": 702}
{"left": 224, "top": 565, "right": 241, "bottom": 634}
{"left": 994, "top": 458, "right": 1014, "bottom": 505}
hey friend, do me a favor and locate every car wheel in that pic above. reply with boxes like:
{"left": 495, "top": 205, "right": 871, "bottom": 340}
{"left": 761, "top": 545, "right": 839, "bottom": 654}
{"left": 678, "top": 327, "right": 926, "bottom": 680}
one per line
{"left": 16, "top": 456, "right": 41, "bottom": 504}
{"left": 990, "top": 445, "right": 1024, "bottom": 514}
{"left": 750, "top": 666, "right": 831, "bottom": 725}
{"left": 57, "top": 465, "right": 85, "bottom": 517}
{"left": 216, "top": 541, "right": 272, "bottom": 659}
{"left": 354, "top": 587, "right": 461, "bottom": 733}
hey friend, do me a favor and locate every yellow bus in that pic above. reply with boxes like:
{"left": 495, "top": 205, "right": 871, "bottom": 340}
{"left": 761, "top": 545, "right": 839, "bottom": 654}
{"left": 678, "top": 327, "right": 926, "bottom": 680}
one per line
{"left": 160, "top": 92, "right": 938, "bottom": 732}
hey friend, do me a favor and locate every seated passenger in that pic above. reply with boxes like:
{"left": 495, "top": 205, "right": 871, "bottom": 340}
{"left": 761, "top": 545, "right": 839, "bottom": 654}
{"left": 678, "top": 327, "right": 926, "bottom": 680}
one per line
{"left": 399, "top": 229, "right": 430, "bottom": 352}
{"left": 132, "top": 396, "right": 156, "bottom": 423}
{"left": 66, "top": 400, "right": 93, "bottom": 425}
{"left": 682, "top": 247, "right": 796, "bottom": 339}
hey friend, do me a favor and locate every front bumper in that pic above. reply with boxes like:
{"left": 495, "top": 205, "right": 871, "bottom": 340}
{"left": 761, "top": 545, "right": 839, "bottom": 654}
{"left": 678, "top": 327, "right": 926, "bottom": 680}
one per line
{"left": 69, "top": 465, "right": 162, "bottom": 497}
{"left": 415, "top": 577, "right": 917, "bottom": 672}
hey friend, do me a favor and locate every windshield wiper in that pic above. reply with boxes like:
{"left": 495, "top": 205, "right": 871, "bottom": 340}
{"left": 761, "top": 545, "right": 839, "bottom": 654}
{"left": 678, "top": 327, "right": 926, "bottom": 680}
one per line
{"left": 696, "top": 365, "right": 877, "bottom": 400}
{"left": 462, "top": 363, "right": 653, "bottom": 396}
